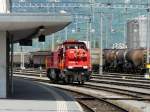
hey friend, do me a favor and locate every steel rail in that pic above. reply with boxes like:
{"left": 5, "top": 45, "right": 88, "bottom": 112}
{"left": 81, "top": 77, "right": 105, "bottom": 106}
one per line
{"left": 92, "top": 76, "right": 150, "bottom": 84}
{"left": 14, "top": 70, "right": 150, "bottom": 100}
{"left": 90, "top": 79, "right": 150, "bottom": 89}
{"left": 82, "top": 83, "right": 150, "bottom": 100}
{"left": 14, "top": 71, "right": 150, "bottom": 112}
{"left": 77, "top": 100, "right": 96, "bottom": 112}
{"left": 15, "top": 75, "right": 125, "bottom": 112}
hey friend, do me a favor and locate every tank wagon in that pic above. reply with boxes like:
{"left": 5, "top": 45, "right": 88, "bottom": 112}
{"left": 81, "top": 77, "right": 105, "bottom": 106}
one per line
{"left": 103, "top": 49, "right": 146, "bottom": 74}
{"left": 45, "top": 40, "right": 91, "bottom": 84}
{"left": 90, "top": 48, "right": 147, "bottom": 74}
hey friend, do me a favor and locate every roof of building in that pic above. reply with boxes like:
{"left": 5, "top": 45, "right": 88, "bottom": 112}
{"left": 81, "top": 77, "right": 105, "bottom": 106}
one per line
{"left": 0, "top": 13, "right": 72, "bottom": 42}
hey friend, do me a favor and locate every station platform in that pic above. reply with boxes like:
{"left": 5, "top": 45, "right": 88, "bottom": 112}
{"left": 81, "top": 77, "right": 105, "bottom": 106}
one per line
{"left": 0, "top": 77, "right": 83, "bottom": 112}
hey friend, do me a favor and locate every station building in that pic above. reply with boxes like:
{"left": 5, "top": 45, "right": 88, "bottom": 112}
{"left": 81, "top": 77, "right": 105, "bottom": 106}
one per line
{"left": 0, "top": 0, "right": 71, "bottom": 98}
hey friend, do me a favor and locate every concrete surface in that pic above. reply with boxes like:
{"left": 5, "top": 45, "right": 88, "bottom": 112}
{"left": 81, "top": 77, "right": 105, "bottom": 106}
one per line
{"left": 43, "top": 82, "right": 150, "bottom": 112}
{"left": 0, "top": 77, "right": 83, "bottom": 112}
{"left": 0, "top": 32, "right": 7, "bottom": 98}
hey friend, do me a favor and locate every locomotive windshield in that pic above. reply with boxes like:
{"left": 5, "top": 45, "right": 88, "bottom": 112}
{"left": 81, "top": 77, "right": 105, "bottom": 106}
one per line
{"left": 65, "top": 43, "right": 87, "bottom": 50}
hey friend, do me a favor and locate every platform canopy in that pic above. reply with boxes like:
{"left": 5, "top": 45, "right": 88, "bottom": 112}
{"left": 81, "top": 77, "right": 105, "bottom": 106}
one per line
{"left": 0, "top": 0, "right": 72, "bottom": 99}
{"left": 0, "top": 13, "right": 72, "bottom": 42}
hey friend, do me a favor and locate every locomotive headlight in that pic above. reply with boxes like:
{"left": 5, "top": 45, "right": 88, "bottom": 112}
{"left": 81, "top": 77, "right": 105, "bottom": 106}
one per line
{"left": 83, "top": 66, "right": 88, "bottom": 69}
{"left": 68, "top": 66, "right": 73, "bottom": 69}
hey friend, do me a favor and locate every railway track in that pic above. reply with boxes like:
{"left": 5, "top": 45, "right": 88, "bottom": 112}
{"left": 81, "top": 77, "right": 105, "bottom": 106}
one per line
{"left": 15, "top": 69, "right": 150, "bottom": 89}
{"left": 90, "top": 78, "right": 150, "bottom": 89}
{"left": 92, "top": 74, "right": 150, "bottom": 81}
{"left": 92, "top": 76, "right": 150, "bottom": 84}
{"left": 68, "top": 91, "right": 127, "bottom": 112}
{"left": 14, "top": 69, "right": 150, "bottom": 98}
{"left": 93, "top": 74, "right": 145, "bottom": 79}
{"left": 16, "top": 72, "right": 150, "bottom": 100}
{"left": 91, "top": 72, "right": 150, "bottom": 89}
{"left": 83, "top": 83, "right": 150, "bottom": 100}
{"left": 13, "top": 69, "right": 150, "bottom": 112}
{"left": 14, "top": 75, "right": 126, "bottom": 112}
{"left": 105, "top": 72, "right": 144, "bottom": 77}
{"left": 78, "top": 100, "right": 96, "bottom": 112}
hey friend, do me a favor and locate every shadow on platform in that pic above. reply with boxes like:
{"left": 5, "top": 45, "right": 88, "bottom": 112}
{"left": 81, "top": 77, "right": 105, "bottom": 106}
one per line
{"left": 9, "top": 77, "right": 74, "bottom": 101}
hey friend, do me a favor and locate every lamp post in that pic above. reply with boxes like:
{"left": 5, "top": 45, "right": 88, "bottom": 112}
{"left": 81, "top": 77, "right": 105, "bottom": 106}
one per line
{"left": 86, "top": 18, "right": 90, "bottom": 48}
{"left": 65, "top": 27, "right": 68, "bottom": 41}
{"left": 99, "top": 12, "right": 103, "bottom": 75}
{"left": 96, "top": 12, "right": 113, "bottom": 75}
{"left": 20, "top": 46, "right": 25, "bottom": 70}
{"left": 146, "top": 8, "right": 150, "bottom": 74}
{"left": 91, "top": 28, "right": 95, "bottom": 48}
{"left": 109, "top": 14, "right": 113, "bottom": 48}
{"left": 72, "top": 15, "right": 92, "bottom": 47}
{"left": 124, "top": 0, "right": 130, "bottom": 45}
{"left": 52, "top": 34, "right": 55, "bottom": 51}
{"left": 96, "top": 12, "right": 113, "bottom": 48}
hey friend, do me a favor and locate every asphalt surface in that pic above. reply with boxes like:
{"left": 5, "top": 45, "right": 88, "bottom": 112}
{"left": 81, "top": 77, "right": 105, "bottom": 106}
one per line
{"left": 0, "top": 77, "right": 83, "bottom": 112}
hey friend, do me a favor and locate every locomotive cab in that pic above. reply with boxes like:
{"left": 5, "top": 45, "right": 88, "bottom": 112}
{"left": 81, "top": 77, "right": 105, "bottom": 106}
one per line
{"left": 64, "top": 42, "right": 89, "bottom": 68}
{"left": 62, "top": 41, "right": 91, "bottom": 83}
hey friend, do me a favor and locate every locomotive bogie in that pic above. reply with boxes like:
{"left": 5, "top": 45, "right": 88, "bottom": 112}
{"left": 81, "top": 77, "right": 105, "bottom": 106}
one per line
{"left": 64, "top": 69, "right": 90, "bottom": 81}
{"left": 46, "top": 68, "right": 90, "bottom": 84}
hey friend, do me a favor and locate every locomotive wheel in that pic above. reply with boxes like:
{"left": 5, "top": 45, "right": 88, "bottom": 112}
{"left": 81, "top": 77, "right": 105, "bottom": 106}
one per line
{"left": 81, "top": 76, "right": 85, "bottom": 84}
{"left": 62, "top": 77, "right": 68, "bottom": 84}
{"left": 77, "top": 80, "right": 84, "bottom": 85}
{"left": 81, "top": 81, "right": 84, "bottom": 84}
{"left": 78, "top": 81, "right": 81, "bottom": 84}
{"left": 62, "top": 78, "right": 66, "bottom": 84}
{"left": 67, "top": 76, "right": 73, "bottom": 84}
{"left": 52, "top": 69, "right": 59, "bottom": 83}
{"left": 47, "top": 69, "right": 51, "bottom": 79}
{"left": 47, "top": 69, "right": 59, "bottom": 83}
{"left": 67, "top": 76, "right": 70, "bottom": 84}
{"left": 64, "top": 76, "right": 70, "bottom": 84}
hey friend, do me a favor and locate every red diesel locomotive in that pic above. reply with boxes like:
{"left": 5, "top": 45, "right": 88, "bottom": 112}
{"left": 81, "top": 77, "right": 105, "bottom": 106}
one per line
{"left": 45, "top": 40, "right": 91, "bottom": 84}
